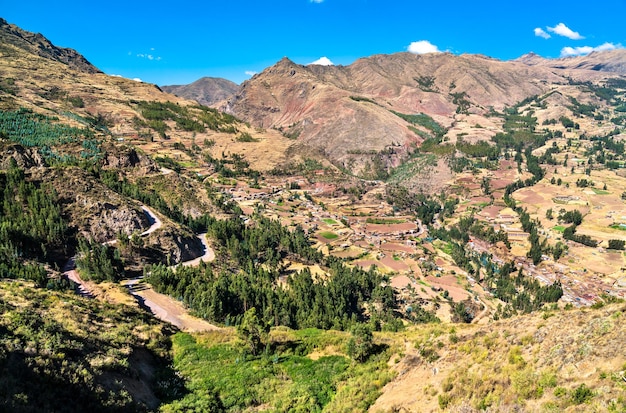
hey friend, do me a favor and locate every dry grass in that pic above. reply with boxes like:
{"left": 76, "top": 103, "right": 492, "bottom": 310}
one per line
{"left": 370, "top": 304, "right": 626, "bottom": 412}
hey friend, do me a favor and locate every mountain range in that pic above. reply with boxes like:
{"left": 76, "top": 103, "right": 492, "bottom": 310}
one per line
{"left": 1, "top": 17, "right": 626, "bottom": 412}
{"left": 166, "top": 49, "right": 626, "bottom": 180}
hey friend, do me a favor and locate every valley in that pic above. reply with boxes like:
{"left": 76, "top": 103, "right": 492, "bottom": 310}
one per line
{"left": 0, "top": 16, "right": 625, "bottom": 412}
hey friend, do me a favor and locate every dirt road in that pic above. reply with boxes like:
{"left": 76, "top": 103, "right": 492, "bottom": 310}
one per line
{"left": 123, "top": 277, "right": 219, "bottom": 332}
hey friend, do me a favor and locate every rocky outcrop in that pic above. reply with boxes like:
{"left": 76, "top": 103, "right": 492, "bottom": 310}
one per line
{"left": 148, "top": 227, "right": 204, "bottom": 265}
{"left": 0, "top": 144, "right": 46, "bottom": 169}
{"left": 102, "top": 145, "right": 158, "bottom": 175}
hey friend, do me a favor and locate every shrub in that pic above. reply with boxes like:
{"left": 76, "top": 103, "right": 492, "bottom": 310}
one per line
{"left": 236, "top": 132, "right": 258, "bottom": 142}
{"left": 67, "top": 96, "right": 85, "bottom": 108}
{"left": 571, "top": 383, "right": 594, "bottom": 404}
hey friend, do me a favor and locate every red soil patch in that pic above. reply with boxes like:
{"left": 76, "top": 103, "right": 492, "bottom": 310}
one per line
{"left": 427, "top": 275, "right": 470, "bottom": 302}
{"left": 479, "top": 205, "right": 503, "bottom": 219}
{"left": 381, "top": 243, "right": 416, "bottom": 254}
{"left": 391, "top": 275, "right": 413, "bottom": 289}
{"left": 491, "top": 178, "right": 513, "bottom": 190}
{"left": 422, "top": 243, "right": 435, "bottom": 254}
{"left": 469, "top": 196, "right": 491, "bottom": 204}
{"left": 365, "top": 222, "right": 418, "bottom": 233}
{"left": 380, "top": 256, "right": 410, "bottom": 272}
{"left": 353, "top": 260, "right": 380, "bottom": 270}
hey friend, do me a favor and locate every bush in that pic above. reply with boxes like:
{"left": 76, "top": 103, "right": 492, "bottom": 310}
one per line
{"left": 236, "top": 132, "right": 258, "bottom": 142}
{"left": 571, "top": 383, "right": 594, "bottom": 404}
{"left": 67, "top": 96, "right": 85, "bottom": 108}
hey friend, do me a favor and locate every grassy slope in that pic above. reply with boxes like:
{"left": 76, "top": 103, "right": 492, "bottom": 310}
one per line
{"left": 370, "top": 303, "right": 626, "bottom": 413}
{"left": 0, "top": 281, "right": 179, "bottom": 413}
{"left": 161, "top": 327, "right": 395, "bottom": 412}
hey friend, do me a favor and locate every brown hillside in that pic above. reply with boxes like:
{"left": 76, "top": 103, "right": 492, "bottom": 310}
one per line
{"left": 0, "top": 17, "right": 100, "bottom": 74}
{"left": 371, "top": 303, "right": 626, "bottom": 412}
{"left": 517, "top": 49, "right": 626, "bottom": 76}
{"left": 223, "top": 52, "right": 588, "bottom": 175}
{"left": 0, "top": 21, "right": 293, "bottom": 172}
{"left": 162, "top": 76, "right": 239, "bottom": 106}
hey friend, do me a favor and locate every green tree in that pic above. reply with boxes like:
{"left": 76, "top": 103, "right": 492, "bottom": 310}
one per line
{"left": 237, "top": 307, "right": 268, "bottom": 356}
{"left": 346, "top": 324, "right": 374, "bottom": 362}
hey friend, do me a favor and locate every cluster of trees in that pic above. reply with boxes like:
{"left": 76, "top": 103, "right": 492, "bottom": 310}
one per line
{"left": 133, "top": 101, "right": 239, "bottom": 137}
{"left": 385, "top": 185, "right": 457, "bottom": 224}
{"left": 501, "top": 150, "right": 548, "bottom": 264}
{"left": 75, "top": 238, "right": 125, "bottom": 282}
{"left": 0, "top": 161, "right": 67, "bottom": 286}
{"left": 484, "top": 262, "right": 563, "bottom": 318}
{"left": 432, "top": 215, "right": 510, "bottom": 249}
{"left": 203, "top": 152, "right": 260, "bottom": 180}
{"left": 146, "top": 210, "right": 406, "bottom": 331}
{"left": 563, "top": 225, "right": 598, "bottom": 247}
{"left": 147, "top": 258, "right": 398, "bottom": 331}
{"left": 0, "top": 108, "right": 93, "bottom": 148}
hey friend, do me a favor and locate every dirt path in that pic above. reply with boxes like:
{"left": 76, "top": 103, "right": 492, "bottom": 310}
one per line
{"left": 63, "top": 257, "right": 97, "bottom": 298}
{"left": 140, "top": 206, "right": 162, "bottom": 236}
{"left": 123, "top": 277, "right": 219, "bottom": 332}
{"left": 125, "top": 230, "right": 219, "bottom": 331}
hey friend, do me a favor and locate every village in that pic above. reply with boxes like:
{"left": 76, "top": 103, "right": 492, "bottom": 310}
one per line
{"left": 203, "top": 148, "right": 626, "bottom": 323}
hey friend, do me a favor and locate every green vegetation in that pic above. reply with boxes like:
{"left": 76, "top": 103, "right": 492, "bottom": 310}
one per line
{"left": 67, "top": 95, "right": 85, "bottom": 108}
{"left": 133, "top": 101, "right": 239, "bottom": 137}
{"left": 552, "top": 225, "right": 566, "bottom": 233}
{"left": 563, "top": 224, "right": 598, "bottom": 247}
{"left": 450, "top": 91, "right": 471, "bottom": 114}
{"left": 0, "top": 108, "right": 94, "bottom": 147}
{"left": 0, "top": 77, "right": 18, "bottom": 95}
{"left": 0, "top": 280, "right": 178, "bottom": 412}
{"left": 365, "top": 217, "right": 405, "bottom": 225}
{"left": 235, "top": 132, "right": 258, "bottom": 142}
{"left": 75, "top": 238, "right": 125, "bottom": 282}
{"left": 161, "top": 328, "right": 394, "bottom": 412}
{"left": 322, "top": 218, "right": 338, "bottom": 225}
{"left": 0, "top": 161, "right": 67, "bottom": 286}
{"left": 319, "top": 231, "right": 338, "bottom": 240}
{"left": 349, "top": 96, "right": 377, "bottom": 104}
{"left": 390, "top": 110, "right": 445, "bottom": 137}
{"left": 414, "top": 75, "right": 436, "bottom": 92}
{"left": 146, "top": 215, "right": 408, "bottom": 331}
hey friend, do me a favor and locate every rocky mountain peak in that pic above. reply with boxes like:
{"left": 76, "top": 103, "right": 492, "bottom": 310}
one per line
{"left": 0, "top": 18, "right": 101, "bottom": 74}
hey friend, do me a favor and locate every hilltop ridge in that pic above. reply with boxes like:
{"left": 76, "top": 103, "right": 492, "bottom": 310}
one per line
{"left": 0, "top": 17, "right": 100, "bottom": 74}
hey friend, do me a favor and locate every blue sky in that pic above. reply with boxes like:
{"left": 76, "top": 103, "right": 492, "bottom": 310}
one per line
{"left": 3, "top": 0, "right": 625, "bottom": 85}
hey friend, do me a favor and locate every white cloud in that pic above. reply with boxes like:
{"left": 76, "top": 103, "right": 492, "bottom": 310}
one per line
{"left": 132, "top": 78, "right": 143, "bottom": 82}
{"left": 310, "top": 0, "right": 324, "bottom": 3}
{"left": 308, "top": 56, "right": 334, "bottom": 66}
{"left": 245, "top": 70, "right": 257, "bottom": 77}
{"left": 407, "top": 40, "right": 441, "bottom": 54}
{"left": 136, "top": 53, "right": 162, "bottom": 61}
{"left": 560, "top": 42, "right": 623, "bottom": 57}
{"left": 534, "top": 27, "right": 551, "bottom": 39}
{"left": 547, "top": 23, "right": 584, "bottom": 40}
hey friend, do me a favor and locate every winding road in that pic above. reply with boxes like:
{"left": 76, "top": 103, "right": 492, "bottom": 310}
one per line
{"left": 63, "top": 205, "right": 219, "bottom": 332}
